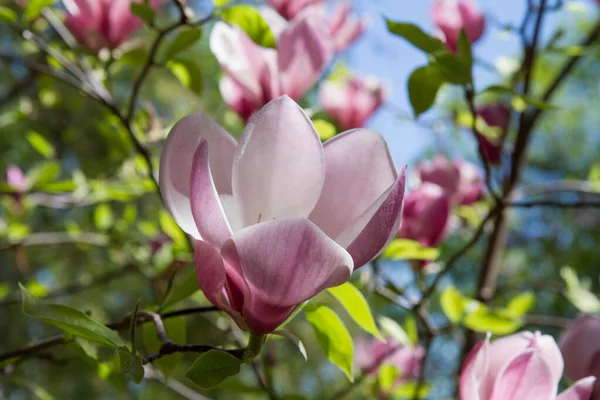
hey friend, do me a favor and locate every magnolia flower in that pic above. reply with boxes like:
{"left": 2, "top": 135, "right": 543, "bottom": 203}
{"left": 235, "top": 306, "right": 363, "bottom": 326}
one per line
{"left": 64, "top": 0, "right": 163, "bottom": 53}
{"left": 398, "top": 183, "right": 451, "bottom": 249}
{"left": 319, "top": 75, "right": 386, "bottom": 131}
{"left": 475, "top": 104, "right": 510, "bottom": 165}
{"left": 560, "top": 315, "right": 600, "bottom": 399}
{"left": 159, "top": 96, "right": 406, "bottom": 333}
{"left": 266, "top": 0, "right": 365, "bottom": 52}
{"left": 210, "top": 18, "right": 332, "bottom": 121}
{"left": 416, "top": 155, "right": 483, "bottom": 206}
{"left": 5, "top": 165, "right": 28, "bottom": 192}
{"left": 432, "top": 0, "right": 485, "bottom": 52}
{"left": 460, "top": 331, "right": 596, "bottom": 400}
{"left": 355, "top": 336, "right": 424, "bottom": 379}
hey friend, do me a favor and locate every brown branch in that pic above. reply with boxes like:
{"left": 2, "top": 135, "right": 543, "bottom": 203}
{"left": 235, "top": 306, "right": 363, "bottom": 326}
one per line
{"left": 523, "top": 314, "right": 570, "bottom": 329}
{"left": 507, "top": 200, "right": 600, "bottom": 208}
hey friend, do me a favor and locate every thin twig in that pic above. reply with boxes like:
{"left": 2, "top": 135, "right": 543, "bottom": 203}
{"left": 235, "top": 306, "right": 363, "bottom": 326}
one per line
{"left": 523, "top": 314, "right": 570, "bottom": 329}
{"left": 507, "top": 200, "right": 600, "bottom": 208}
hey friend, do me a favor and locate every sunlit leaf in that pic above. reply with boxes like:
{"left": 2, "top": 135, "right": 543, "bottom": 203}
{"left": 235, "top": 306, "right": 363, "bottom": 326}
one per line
{"left": 26, "top": 131, "right": 55, "bottom": 158}
{"left": 23, "top": 0, "right": 53, "bottom": 20}
{"left": 440, "top": 285, "right": 465, "bottom": 324}
{"left": 385, "top": 20, "right": 445, "bottom": 54}
{"left": 506, "top": 292, "right": 535, "bottom": 317}
{"left": 220, "top": 5, "right": 276, "bottom": 48}
{"left": 0, "top": 7, "right": 17, "bottom": 22}
{"left": 94, "top": 204, "right": 114, "bottom": 231}
{"left": 312, "top": 119, "right": 337, "bottom": 141}
{"left": 378, "top": 316, "right": 412, "bottom": 346}
{"left": 304, "top": 304, "right": 354, "bottom": 381}
{"left": 21, "top": 284, "right": 124, "bottom": 347}
{"left": 381, "top": 239, "right": 439, "bottom": 261}
{"left": 166, "top": 59, "right": 204, "bottom": 94}
{"left": 328, "top": 282, "right": 382, "bottom": 340}
{"left": 561, "top": 267, "right": 600, "bottom": 313}
{"left": 463, "top": 308, "right": 521, "bottom": 335}
{"left": 185, "top": 350, "right": 242, "bottom": 390}
{"left": 27, "top": 161, "right": 60, "bottom": 187}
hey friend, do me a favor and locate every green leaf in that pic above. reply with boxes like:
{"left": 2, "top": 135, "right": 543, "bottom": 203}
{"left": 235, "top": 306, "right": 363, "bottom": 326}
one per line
{"left": 161, "top": 268, "right": 199, "bottom": 309}
{"left": 457, "top": 30, "right": 473, "bottom": 80}
{"left": 143, "top": 317, "right": 186, "bottom": 379}
{"left": 20, "top": 284, "right": 124, "bottom": 347}
{"left": 385, "top": 20, "right": 445, "bottom": 53}
{"left": 27, "top": 161, "right": 61, "bottom": 187}
{"left": 463, "top": 308, "right": 521, "bottom": 335}
{"left": 312, "top": 119, "right": 337, "bottom": 141}
{"left": 277, "top": 301, "right": 308, "bottom": 329}
{"left": 482, "top": 85, "right": 557, "bottom": 110}
{"left": 220, "top": 5, "right": 276, "bottom": 48}
{"left": 304, "top": 304, "right": 354, "bottom": 381}
{"left": 161, "top": 27, "right": 203, "bottom": 61}
{"left": 272, "top": 330, "right": 307, "bottom": 361}
{"left": 159, "top": 210, "right": 188, "bottom": 246}
{"left": 403, "top": 316, "right": 418, "bottom": 345}
{"left": 440, "top": 286, "right": 465, "bottom": 324}
{"left": 118, "top": 349, "right": 144, "bottom": 384}
{"left": 0, "top": 7, "right": 17, "bottom": 22}
{"left": 408, "top": 65, "right": 444, "bottom": 117}
{"left": 506, "top": 292, "right": 535, "bottom": 317}
{"left": 378, "top": 364, "right": 399, "bottom": 391}
{"left": 327, "top": 282, "right": 382, "bottom": 340}
{"left": 185, "top": 350, "right": 242, "bottom": 390}
{"left": 23, "top": 0, "right": 53, "bottom": 20}
{"left": 392, "top": 381, "right": 430, "bottom": 398}
{"left": 26, "top": 131, "right": 55, "bottom": 158}
{"left": 378, "top": 316, "right": 412, "bottom": 346}
{"left": 166, "top": 59, "right": 204, "bottom": 94}
{"left": 430, "top": 51, "right": 472, "bottom": 85}
{"left": 94, "top": 204, "right": 114, "bottom": 231}
{"left": 75, "top": 337, "right": 99, "bottom": 360}
{"left": 214, "top": 0, "right": 231, "bottom": 6}
{"left": 130, "top": 2, "right": 155, "bottom": 25}
{"left": 381, "top": 238, "right": 439, "bottom": 261}
{"left": 560, "top": 267, "right": 600, "bottom": 313}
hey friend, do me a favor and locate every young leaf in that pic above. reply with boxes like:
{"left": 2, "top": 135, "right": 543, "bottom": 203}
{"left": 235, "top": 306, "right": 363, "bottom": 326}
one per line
{"left": 94, "top": 204, "right": 114, "bottom": 231}
{"left": 26, "top": 161, "right": 61, "bottom": 187}
{"left": 506, "top": 292, "right": 535, "bottom": 317}
{"left": 430, "top": 51, "right": 472, "bottom": 85}
{"left": 166, "top": 59, "right": 204, "bottom": 95}
{"left": 378, "top": 364, "right": 399, "bottom": 391}
{"left": 220, "top": 5, "right": 276, "bottom": 48}
{"left": 463, "top": 308, "right": 521, "bottom": 335}
{"left": 304, "top": 304, "right": 354, "bottom": 381}
{"left": 408, "top": 65, "right": 444, "bottom": 117}
{"left": 23, "top": 0, "right": 53, "bottom": 20}
{"left": 161, "top": 27, "right": 203, "bottom": 61}
{"left": 385, "top": 20, "right": 445, "bottom": 54}
{"left": 185, "top": 350, "right": 242, "bottom": 390}
{"left": 130, "top": 2, "right": 155, "bottom": 25}
{"left": 312, "top": 119, "right": 337, "bottom": 141}
{"left": 118, "top": 349, "right": 144, "bottom": 384}
{"left": 26, "top": 131, "right": 55, "bottom": 158}
{"left": 378, "top": 316, "right": 412, "bottom": 346}
{"left": 440, "top": 286, "right": 465, "bottom": 324}
{"left": 161, "top": 268, "right": 199, "bottom": 309}
{"left": 560, "top": 267, "right": 600, "bottom": 313}
{"left": 272, "top": 330, "right": 308, "bottom": 361}
{"left": 327, "top": 282, "right": 383, "bottom": 340}
{"left": 381, "top": 239, "right": 439, "bottom": 261}
{"left": 20, "top": 284, "right": 124, "bottom": 347}
{"left": 0, "top": 7, "right": 17, "bottom": 22}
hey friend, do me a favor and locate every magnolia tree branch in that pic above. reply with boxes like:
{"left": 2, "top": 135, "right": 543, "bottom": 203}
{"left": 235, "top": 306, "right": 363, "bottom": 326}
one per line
{"left": 0, "top": 306, "right": 220, "bottom": 364}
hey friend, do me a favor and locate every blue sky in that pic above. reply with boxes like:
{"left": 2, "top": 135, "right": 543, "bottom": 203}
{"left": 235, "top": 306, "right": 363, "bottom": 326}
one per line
{"left": 342, "top": 0, "right": 591, "bottom": 167}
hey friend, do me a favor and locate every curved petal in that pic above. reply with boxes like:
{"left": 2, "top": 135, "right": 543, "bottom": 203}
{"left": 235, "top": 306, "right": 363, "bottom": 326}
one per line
{"left": 232, "top": 96, "right": 325, "bottom": 227}
{"left": 309, "top": 129, "right": 397, "bottom": 240}
{"left": 556, "top": 377, "right": 597, "bottom": 400}
{"left": 190, "top": 139, "right": 233, "bottom": 249}
{"left": 194, "top": 240, "right": 246, "bottom": 330}
{"left": 221, "top": 218, "right": 353, "bottom": 333}
{"left": 340, "top": 167, "right": 405, "bottom": 269}
{"left": 219, "top": 77, "right": 258, "bottom": 121}
{"left": 459, "top": 337, "right": 489, "bottom": 400}
{"left": 107, "top": 0, "right": 143, "bottom": 48}
{"left": 278, "top": 17, "right": 333, "bottom": 99}
{"left": 159, "top": 112, "right": 236, "bottom": 238}
{"left": 560, "top": 315, "right": 600, "bottom": 381}
{"left": 489, "top": 350, "right": 556, "bottom": 400}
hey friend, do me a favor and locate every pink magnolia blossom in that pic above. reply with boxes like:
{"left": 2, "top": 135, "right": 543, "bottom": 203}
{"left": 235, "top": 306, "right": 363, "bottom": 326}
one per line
{"left": 460, "top": 331, "right": 596, "bottom": 400}
{"left": 210, "top": 18, "right": 332, "bottom": 121}
{"left": 319, "top": 75, "right": 386, "bottom": 131}
{"left": 5, "top": 165, "right": 28, "bottom": 192}
{"left": 560, "top": 315, "right": 600, "bottom": 399}
{"left": 159, "top": 96, "right": 406, "bottom": 333}
{"left": 64, "top": 0, "right": 163, "bottom": 53}
{"left": 267, "top": 0, "right": 365, "bottom": 52}
{"left": 475, "top": 103, "right": 510, "bottom": 165}
{"left": 398, "top": 183, "right": 451, "bottom": 249}
{"left": 432, "top": 0, "right": 485, "bottom": 52}
{"left": 416, "top": 155, "right": 483, "bottom": 206}
{"left": 355, "top": 336, "right": 424, "bottom": 379}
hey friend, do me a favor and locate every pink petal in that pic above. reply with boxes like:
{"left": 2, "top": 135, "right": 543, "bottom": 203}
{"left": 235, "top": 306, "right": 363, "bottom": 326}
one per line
{"left": 278, "top": 17, "right": 332, "bottom": 100}
{"left": 159, "top": 112, "right": 236, "bottom": 238}
{"left": 319, "top": 81, "right": 353, "bottom": 129}
{"left": 330, "top": 16, "right": 365, "bottom": 52}
{"left": 309, "top": 129, "right": 397, "bottom": 240}
{"left": 64, "top": 0, "right": 104, "bottom": 51}
{"left": 557, "top": 377, "right": 597, "bottom": 400}
{"left": 107, "top": 0, "right": 143, "bottom": 48}
{"left": 458, "top": 0, "right": 486, "bottom": 44}
{"left": 219, "top": 76, "right": 258, "bottom": 121}
{"left": 342, "top": 166, "right": 406, "bottom": 269}
{"left": 194, "top": 240, "right": 246, "bottom": 330}
{"left": 489, "top": 350, "right": 556, "bottom": 400}
{"left": 560, "top": 315, "right": 600, "bottom": 382}
{"left": 432, "top": 0, "right": 462, "bottom": 51}
{"left": 190, "top": 139, "right": 233, "bottom": 249}
{"left": 220, "top": 218, "right": 353, "bottom": 333}
{"left": 483, "top": 332, "right": 563, "bottom": 399}
{"left": 460, "top": 337, "right": 489, "bottom": 400}
{"left": 326, "top": 1, "right": 351, "bottom": 34}
{"left": 232, "top": 96, "right": 325, "bottom": 227}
